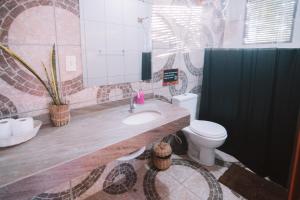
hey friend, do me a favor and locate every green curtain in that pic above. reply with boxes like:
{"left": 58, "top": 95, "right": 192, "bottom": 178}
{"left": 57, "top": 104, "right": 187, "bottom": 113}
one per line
{"left": 200, "top": 48, "right": 300, "bottom": 187}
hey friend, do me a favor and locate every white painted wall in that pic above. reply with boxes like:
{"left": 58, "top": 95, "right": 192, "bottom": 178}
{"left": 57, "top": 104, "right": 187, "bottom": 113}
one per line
{"left": 223, "top": 0, "right": 300, "bottom": 48}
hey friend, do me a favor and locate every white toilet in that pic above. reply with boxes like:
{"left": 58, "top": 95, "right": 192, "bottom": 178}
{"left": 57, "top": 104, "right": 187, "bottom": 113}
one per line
{"left": 172, "top": 93, "right": 227, "bottom": 166}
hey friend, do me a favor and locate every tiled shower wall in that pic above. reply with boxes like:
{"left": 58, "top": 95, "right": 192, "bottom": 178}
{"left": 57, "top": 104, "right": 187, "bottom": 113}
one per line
{"left": 0, "top": 0, "right": 227, "bottom": 119}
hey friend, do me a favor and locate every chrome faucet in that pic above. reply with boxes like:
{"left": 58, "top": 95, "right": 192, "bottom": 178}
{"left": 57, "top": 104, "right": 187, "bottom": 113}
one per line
{"left": 129, "top": 90, "right": 137, "bottom": 113}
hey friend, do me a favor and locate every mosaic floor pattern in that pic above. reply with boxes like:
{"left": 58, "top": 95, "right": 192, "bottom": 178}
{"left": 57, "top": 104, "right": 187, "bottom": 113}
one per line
{"left": 81, "top": 150, "right": 246, "bottom": 200}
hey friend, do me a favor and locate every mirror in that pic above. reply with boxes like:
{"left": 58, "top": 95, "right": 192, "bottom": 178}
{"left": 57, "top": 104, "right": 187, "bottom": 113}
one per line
{"left": 79, "top": 0, "right": 152, "bottom": 87}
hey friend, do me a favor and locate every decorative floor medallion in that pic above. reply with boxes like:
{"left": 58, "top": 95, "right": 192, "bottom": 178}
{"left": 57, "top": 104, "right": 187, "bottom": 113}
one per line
{"left": 143, "top": 159, "right": 223, "bottom": 200}
{"left": 32, "top": 165, "right": 105, "bottom": 200}
{"left": 32, "top": 150, "right": 246, "bottom": 200}
{"left": 103, "top": 163, "right": 137, "bottom": 195}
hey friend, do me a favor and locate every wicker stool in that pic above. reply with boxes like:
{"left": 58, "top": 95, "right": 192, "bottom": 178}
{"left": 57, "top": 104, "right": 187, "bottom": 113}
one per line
{"left": 153, "top": 142, "right": 172, "bottom": 170}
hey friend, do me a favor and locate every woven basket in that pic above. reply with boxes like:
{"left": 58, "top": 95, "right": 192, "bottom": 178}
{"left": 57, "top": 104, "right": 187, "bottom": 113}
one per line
{"left": 49, "top": 104, "right": 70, "bottom": 127}
{"left": 153, "top": 142, "right": 172, "bottom": 170}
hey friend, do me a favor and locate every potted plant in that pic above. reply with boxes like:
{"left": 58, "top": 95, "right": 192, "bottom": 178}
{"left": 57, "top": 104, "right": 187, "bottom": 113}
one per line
{"left": 0, "top": 44, "right": 70, "bottom": 127}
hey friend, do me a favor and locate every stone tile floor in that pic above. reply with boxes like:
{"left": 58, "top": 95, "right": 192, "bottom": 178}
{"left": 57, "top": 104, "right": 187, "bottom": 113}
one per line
{"left": 81, "top": 150, "right": 247, "bottom": 200}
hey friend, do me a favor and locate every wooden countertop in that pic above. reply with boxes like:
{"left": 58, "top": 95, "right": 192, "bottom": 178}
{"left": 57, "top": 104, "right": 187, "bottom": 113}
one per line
{"left": 0, "top": 99, "right": 190, "bottom": 200}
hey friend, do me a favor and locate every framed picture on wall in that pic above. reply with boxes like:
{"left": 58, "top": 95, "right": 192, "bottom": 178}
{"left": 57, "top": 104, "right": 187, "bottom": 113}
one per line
{"left": 163, "top": 69, "right": 178, "bottom": 86}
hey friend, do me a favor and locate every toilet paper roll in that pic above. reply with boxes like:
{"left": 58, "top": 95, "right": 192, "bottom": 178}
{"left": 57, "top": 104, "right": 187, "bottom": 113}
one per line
{"left": 12, "top": 117, "right": 34, "bottom": 136}
{"left": 0, "top": 118, "right": 12, "bottom": 139}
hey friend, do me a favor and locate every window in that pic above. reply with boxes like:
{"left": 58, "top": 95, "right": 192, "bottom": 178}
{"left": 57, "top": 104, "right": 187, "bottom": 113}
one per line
{"left": 244, "top": 0, "right": 298, "bottom": 44}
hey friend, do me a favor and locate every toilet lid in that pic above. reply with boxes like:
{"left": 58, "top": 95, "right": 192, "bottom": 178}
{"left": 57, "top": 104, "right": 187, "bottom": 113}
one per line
{"left": 190, "top": 120, "right": 227, "bottom": 139}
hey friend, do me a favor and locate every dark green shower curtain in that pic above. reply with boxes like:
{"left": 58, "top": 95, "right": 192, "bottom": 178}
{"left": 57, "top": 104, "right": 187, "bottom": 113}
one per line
{"left": 199, "top": 48, "right": 300, "bottom": 187}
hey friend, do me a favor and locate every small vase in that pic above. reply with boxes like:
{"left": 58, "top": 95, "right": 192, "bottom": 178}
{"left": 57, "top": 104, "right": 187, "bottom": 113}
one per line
{"left": 49, "top": 104, "right": 70, "bottom": 127}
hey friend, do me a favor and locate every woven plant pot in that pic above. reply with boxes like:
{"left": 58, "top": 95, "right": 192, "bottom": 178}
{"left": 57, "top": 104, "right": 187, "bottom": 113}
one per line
{"left": 153, "top": 142, "right": 172, "bottom": 170}
{"left": 49, "top": 104, "right": 70, "bottom": 127}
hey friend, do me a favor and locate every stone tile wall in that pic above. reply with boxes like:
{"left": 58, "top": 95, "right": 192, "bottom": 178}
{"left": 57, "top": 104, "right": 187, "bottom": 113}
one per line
{"left": 0, "top": 0, "right": 226, "bottom": 120}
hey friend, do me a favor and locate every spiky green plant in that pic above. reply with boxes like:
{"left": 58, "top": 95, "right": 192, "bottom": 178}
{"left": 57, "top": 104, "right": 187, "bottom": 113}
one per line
{"left": 0, "top": 43, "right": 64, "bottom": 105}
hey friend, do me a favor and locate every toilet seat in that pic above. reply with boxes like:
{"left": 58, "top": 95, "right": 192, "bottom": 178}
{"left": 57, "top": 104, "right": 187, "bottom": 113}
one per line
{"left": 190, "top": 120, "right": 227, "bottom": 139}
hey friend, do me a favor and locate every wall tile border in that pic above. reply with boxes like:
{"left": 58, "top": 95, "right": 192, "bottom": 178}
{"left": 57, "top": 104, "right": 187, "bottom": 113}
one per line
{"left": 0, "top": 93, "right": 17, "bottom": 119}
{"left": 0, "top": 0, "right": 82, "bottom": 97}
{"left": 97, "top": 83, "right": 132, "bottom": 104}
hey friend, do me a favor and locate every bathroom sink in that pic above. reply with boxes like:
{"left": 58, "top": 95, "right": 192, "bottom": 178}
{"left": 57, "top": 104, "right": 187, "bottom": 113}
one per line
{"left": 122, "top": 110, "right": 161, "bottom": 125}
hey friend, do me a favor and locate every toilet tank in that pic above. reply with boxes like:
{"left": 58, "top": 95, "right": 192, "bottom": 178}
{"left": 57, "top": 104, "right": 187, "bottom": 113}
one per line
{"left": 172, "top": 93, "right": 198, "bottom": 120}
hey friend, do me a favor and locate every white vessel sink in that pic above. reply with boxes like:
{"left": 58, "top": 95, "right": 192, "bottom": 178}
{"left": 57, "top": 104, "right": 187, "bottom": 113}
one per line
{"left": 122, "top": 110, "right": 161, "bottom": 125}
